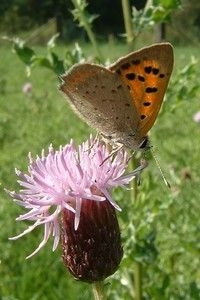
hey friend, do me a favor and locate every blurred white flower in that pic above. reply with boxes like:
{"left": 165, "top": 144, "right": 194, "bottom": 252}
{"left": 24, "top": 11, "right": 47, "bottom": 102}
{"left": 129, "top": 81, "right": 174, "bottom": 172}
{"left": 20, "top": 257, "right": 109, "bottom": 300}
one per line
{"left": 22, "top": 82, "right": 32, "bottom": 94}
{"left": 193, "top": 111, "right": 200, "bottom": 123}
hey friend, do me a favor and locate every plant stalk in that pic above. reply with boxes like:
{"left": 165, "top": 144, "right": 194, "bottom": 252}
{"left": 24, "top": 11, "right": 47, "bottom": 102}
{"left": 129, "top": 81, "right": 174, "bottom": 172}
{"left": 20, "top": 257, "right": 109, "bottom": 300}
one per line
{"left": 134, "top": 261, "right": 142, "bottom": 300}
{"left": 129, "top": 156, "right": 143, "bottom": 300}
{"left": 71, "top": 0, "right": 103, "bottom": 61}
{"left": 129, "top": 156, "right": 138, "bottom": 203}
{"left": 92, "top": 282, "right": 105, "bottom": 300}
{"left": 121, "top": 0, "right": 134, "bottom": 49}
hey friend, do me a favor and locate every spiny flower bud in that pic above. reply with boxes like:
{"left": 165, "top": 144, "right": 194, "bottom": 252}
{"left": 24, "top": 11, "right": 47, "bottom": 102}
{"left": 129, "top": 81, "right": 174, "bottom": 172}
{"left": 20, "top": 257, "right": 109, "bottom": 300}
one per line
{"left": 61, "top": 197, "right": 123, "bottom": 282}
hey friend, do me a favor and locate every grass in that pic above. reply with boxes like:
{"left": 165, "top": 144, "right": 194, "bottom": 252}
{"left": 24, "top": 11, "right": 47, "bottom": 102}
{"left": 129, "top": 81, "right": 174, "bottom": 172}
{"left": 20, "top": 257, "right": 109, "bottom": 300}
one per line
{"left": 0, "top": 40, "right": 200, "bottom": 299}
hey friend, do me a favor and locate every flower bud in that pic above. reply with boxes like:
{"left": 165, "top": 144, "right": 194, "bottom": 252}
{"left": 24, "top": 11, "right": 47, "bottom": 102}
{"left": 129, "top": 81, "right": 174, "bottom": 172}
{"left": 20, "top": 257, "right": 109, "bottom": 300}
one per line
{"left": 61, "top": 198, "right": 123, "bottom": 283}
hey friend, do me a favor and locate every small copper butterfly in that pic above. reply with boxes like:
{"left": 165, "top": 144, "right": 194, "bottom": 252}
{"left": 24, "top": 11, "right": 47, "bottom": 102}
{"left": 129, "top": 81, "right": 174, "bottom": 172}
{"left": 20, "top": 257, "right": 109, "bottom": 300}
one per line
{"left": 60, "top": 43, "right": 174, "bottom": 150}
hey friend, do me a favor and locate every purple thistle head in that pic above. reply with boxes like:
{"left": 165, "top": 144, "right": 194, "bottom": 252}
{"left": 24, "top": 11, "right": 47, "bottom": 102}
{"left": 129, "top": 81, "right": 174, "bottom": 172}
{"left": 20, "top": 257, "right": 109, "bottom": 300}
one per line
{"left": 6, "top": 137, "right": 146, "bottom": 281}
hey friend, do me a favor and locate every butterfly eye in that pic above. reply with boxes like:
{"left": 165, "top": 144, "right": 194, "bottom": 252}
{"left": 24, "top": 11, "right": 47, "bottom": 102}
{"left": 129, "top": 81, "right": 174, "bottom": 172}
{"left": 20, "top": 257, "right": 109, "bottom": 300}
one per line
{"left": 139, "top": 137, "right": 149, "bottom": 149}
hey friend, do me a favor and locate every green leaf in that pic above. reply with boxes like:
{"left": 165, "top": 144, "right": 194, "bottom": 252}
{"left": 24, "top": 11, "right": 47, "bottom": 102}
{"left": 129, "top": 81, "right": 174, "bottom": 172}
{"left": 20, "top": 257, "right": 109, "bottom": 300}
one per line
{"left": 13, "top": 41, "right": 35, "bottom": 66}
{"left": 50, "top": 52, "right": 65, "bottom": 75}
{"left": 31, "top": 56, "right": 52, "bottom": 69}
{"left": 152, "top": 6, "right": 171, "bottom": 22}
{"left": 153, "top": 0, "right": 181, "bottom": 9}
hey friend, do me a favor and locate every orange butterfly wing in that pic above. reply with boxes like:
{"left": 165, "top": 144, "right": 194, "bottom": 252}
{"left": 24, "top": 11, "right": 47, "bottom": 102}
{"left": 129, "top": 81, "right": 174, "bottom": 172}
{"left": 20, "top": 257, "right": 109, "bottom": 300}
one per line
{"left": 109, "top": 43, "right": 174, "bottom": 138}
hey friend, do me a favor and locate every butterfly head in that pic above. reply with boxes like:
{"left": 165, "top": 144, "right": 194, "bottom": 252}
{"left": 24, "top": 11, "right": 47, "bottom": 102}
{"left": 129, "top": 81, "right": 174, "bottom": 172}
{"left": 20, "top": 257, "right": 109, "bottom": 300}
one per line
{"left": 138, "top": 136, "right": 150, "bottom": 150}
{"left": 102, "top": 131, "right": 150, "bottom": 151}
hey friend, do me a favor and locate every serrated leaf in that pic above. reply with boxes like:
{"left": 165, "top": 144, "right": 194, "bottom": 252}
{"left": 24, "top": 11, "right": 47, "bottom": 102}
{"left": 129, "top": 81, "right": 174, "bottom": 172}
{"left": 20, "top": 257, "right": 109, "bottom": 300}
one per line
{"left": 50, "top": 52, "right": 65, "bottom": 74}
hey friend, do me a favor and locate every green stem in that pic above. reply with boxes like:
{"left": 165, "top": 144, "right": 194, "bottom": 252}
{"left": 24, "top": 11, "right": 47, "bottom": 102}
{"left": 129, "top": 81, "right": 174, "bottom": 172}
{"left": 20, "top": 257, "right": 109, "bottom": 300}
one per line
{"left": 71, "top": 0, "right": 103, "bottom": 61}
{"left": 92, "top": 282, "right": 105, "bottom": 300}
{"left": 134, "top": 262, "right": 142, "bottom": 300}
{"left": 129, "top": 156, "right": 138, "bottom": 204}
{"left": 121, "top": 0, "right": 134, "bottom": 49}
{"left": 128, "top": 156, "right": 143, "bottom": 300}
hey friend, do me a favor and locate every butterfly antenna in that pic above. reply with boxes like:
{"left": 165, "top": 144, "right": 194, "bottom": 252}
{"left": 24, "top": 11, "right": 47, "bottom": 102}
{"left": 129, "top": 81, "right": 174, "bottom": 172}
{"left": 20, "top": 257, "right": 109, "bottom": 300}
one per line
{"left": 150, "top": 147, "right": 171, "bottom": 188}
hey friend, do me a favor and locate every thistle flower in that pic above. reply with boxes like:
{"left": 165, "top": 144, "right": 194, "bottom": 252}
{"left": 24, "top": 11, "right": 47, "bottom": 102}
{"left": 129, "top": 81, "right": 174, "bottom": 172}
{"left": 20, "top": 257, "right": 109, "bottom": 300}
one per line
{"left": 6, "top": 137, "right": 145, "bottom": 282}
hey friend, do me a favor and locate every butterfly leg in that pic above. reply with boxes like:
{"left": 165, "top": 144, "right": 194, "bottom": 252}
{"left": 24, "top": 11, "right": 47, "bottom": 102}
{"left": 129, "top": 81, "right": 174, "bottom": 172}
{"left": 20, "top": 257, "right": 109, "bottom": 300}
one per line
{"left": 84, "top": 133, "right": 101, "bottom": 152}
{"left": 99, "top": 144, "right": 124, "bottom": 166}
{"left": 135, "top": 159, "right": 148, "bottom": 185}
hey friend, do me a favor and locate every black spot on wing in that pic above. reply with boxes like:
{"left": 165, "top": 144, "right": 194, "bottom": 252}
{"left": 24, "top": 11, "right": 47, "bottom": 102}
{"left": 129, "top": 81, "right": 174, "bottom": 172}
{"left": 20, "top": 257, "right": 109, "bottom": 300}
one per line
{"left": 121, "top": 62, "right": 131, "bottom": 70}
{"left": 138, "top": 75, "right": 145, "bottom": 82}
{"left": 159, "top": 73, "right": 165, "bottom": 78}
{"left": 146, "top": 87, "right": 158, "bottom": 93}
{"left": 126, "top": 73, "right": 136, "bottom": 80}
{"left": 144, "top": 66, "right": 152, "bottom": 74}
{"left": 152, "top": 68, "right": 159, "bottom": 75}
{"left": 143, "top": 101, "right": 151, "bottom": 106}
{"left": 132, "top": 59, "right": 140, "bottom": 65}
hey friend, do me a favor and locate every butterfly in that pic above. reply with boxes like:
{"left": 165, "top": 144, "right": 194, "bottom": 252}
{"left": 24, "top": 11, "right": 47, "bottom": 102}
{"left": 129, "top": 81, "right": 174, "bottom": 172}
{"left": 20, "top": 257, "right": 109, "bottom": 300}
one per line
{"left": 60, "top": 43, "right": 174, "bottom": 151}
